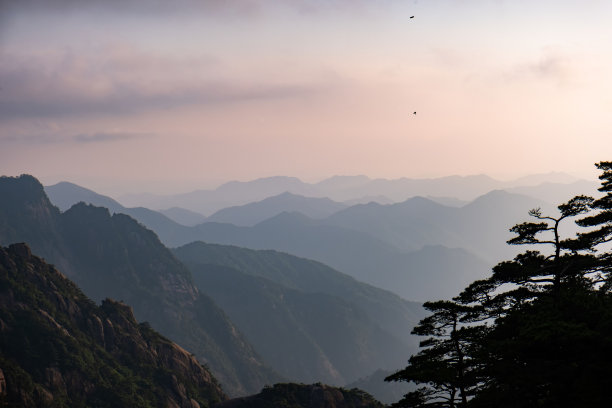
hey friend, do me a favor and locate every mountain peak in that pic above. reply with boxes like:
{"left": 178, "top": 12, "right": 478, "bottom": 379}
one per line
{"left": 45, "top": 181, "right": 124, "bottom": 212}
{"left": 0, "top": 174, "right": 49, "bottom": 205}
{"left": 255, "top": 211, "right": 315, "bottom": 227}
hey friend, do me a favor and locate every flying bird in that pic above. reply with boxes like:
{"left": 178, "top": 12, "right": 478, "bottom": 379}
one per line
{"left": 410, "top": 16, "right": 414, "bottom": 18}
{"left": 413, "top": 112, "right": 417, "bottom": 115}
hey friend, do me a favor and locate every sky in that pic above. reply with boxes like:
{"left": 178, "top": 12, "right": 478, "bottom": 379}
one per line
{"left": 1, "top": 0, "right": 611, "bottom": 196}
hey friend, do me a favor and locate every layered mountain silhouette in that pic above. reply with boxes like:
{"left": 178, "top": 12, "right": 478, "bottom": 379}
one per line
{"left": 119, "top": 173, "right": 584, "bottom": 214}
{"left": 206, "top": 192, "right": 347, "bottom": 226}
{"left": 173, "top": 242, "right": 424, "bottom": 385}
{"left": 1, "top": 175, "right": 279, "bottom": 396}
{"left": 159, "top": 206, "right": 208, "bottom": 226}
{"left": 324, "top": 190, "right": 555, "bottom": 265}
{"left": 45, "top": 176, "right": 591, "bottom": 302}
{"left": 0, "top": 243, "right": 227, "bottom": 407}
{"left": 44, "top": 181, "right": 490, "bottom": 301}
{"left": 44, "top": 179, "right": 566, "bottom": 301}
{"left": 168, "top": 213, "right": 489, "bottom": 301}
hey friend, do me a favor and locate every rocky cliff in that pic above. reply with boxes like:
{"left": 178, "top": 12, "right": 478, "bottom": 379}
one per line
{"left": 0, "top": 243, "right": 227, "bottom": 407}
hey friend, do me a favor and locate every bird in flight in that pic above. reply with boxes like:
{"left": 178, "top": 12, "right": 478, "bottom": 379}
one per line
{"left": 410, "top": 16, "right": 414, "bottom": 19}
{"left": 413, "top": 112, "right": 417, "bottom": 115}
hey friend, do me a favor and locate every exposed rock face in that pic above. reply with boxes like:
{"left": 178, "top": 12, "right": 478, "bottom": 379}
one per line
{"left": 214, "top": 383, "right": 384, "bottom": 408}
{"left": 0, "top": 243, "right": 227, "bottom": 407}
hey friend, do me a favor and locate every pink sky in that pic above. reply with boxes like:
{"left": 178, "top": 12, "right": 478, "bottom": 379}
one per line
{"left": 1, "top": 1, "right": 611, "bottom": 195}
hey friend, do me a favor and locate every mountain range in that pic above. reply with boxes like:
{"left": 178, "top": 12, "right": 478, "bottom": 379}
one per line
{"left": 45, "top": 182, "right": 489, "bottom": 301}
{"left": 44, "top": 179, "right": 578, "bottom": 302}
{"left": 205, "top": 192, "right": 347, "bottom": 226}
{"left": 170, "top": 214, "right": 490, "bottom": 302}
{"left": 118, "top": 173, "right": 594, "bottom": 215}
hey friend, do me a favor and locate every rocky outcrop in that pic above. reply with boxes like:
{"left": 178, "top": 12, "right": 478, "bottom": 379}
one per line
{"left": 0, "top": 243, "right": 227, "bottom": 407}
{"left": 214, "top": 383, "right": 383, "bottom": 408}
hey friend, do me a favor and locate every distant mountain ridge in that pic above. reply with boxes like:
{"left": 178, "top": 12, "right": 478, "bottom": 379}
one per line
{"left": 165, "top": 212, "right": 490, "bottom": 301}
{"left": 43, "top": 180, "right": 491, "bottom": 301}
{"left": 324, "top": 190, "right": 555, "bottom": 264}
{"left": 206, "top": 192, "right": 347, "bottom": 226}
{"left": 44, "top": 177, "right": 595, "bottom": 301}
{"left": 118, "top": 173, "right": 589, "bottom": 215}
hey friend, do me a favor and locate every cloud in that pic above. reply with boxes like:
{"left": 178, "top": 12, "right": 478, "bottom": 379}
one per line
{"left": 0, "top": 48, "right": 323, "bottom": 119}
{"left": 0, "top": 131, "right": 150, "bottom": 145}
{"left": 1, "top": 0, "right": 402, "bottom": 21}
{"left": 72, "top": 132, "right": 147, "bottom": 143}
{"left": 504, "top": 51, "right": 572, "bottom": 85}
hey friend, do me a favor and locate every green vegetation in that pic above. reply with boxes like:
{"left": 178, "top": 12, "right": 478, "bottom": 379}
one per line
{"left": 386, "top": 161, "right": 612, "bottom": 407}
{"left": 0, "top": 243, "right": 226, "bottom": 407}
{"left": 215, "top": 383, "right": 384, "bottom": 408}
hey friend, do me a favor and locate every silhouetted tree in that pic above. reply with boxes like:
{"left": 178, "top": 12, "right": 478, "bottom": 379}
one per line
{"left": 386, "top": 300, "right": 484, "bottom": 407}
{"left": 388, "top": 162, "right": 612, "bottom": 407}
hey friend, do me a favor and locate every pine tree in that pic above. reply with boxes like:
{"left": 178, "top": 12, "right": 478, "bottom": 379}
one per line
{"left": 385, "top": 300, "right": 484, "bottom": 407}
{"left": 388, "top": 163, "right": 612, "bottom": 407}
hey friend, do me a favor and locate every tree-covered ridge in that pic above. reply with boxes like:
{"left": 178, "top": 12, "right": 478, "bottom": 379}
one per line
{"left": 0, "top": 243, "right": 226, "bottom": 407}
{"left": 215, "top": 383, "right": 383, "bottom": 408}
{"left": 387, "top": 161, "right": 612, "bottom": 407}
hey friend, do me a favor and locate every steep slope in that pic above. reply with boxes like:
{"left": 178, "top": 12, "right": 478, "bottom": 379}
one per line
{"left": 206, "top": 192, "right": 347, "bottom": 226}
{"left": 0, "top": 243, "right": 226, "bottom": 407}
{"left": 173, "top": 242, "right": 424, "bottom": 342}
{"left": 0, "top": 175, "right": 279, "bottom": 396}
{"left": 183, "top": 263, "right": 408, "bottom": 385}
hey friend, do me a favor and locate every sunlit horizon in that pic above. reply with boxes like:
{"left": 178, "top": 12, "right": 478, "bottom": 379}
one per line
{"left": 2, "top": 1, "right": 610, "bottom": 196}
